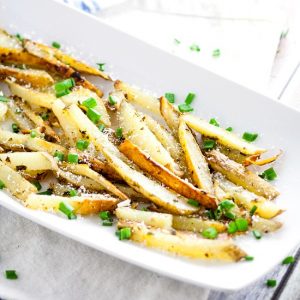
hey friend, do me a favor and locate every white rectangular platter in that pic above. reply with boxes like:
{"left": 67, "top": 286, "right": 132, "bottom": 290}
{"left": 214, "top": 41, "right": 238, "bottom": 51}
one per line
{"left": 0, "top": 0, "right": 299, "bottom": 291}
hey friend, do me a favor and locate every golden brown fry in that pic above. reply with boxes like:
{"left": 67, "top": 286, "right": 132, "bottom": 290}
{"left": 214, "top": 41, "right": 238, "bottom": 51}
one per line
{"left": 119, "top": 139, "right": 217, "bottom": 209}
{"left": 207, "top": 150, "right": 279, "bottom": 199}
{"left": 118, "top": 220, "right": 247, "bottom": 261}
{"left": 0, "top": 64, "right": 54, "bottom": 87}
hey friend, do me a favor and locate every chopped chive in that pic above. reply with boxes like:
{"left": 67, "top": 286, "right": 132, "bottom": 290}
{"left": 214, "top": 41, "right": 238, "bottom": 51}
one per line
{"left": 187, "top": 199, "right": 200, "bottom": 207}
{"left": 52, "top": 41, "right": 61, "bottom": 49}
{"left": 32, "top": 180, "right": 42, "bottom": 191}
{"left": 0, "top": 95, "right": 10, "bottom": 102}
{"left": 190, "top": 44, "right": 200, "bottom": 52}
{"left": 219, "top": 200, "right": 235, "bottom": 211}
{"left": 98, "top": 124, "right": 105, "bottom": 132}
{"left": 185, "top": 93, "right": 196, "bottom": 105}
{"left": 165, "top": 93, "right": 175, "bottom": 104}
{"left": 141, "top": 207, "right": 148, "bottom": 211}
{"left": 37, "top": 188, "right": 53, "bottom": 195}
{"left": 87, "top": 108, "right": 101, "bottom": 124}
{"left": 178, "top": 103, "right": 193, "bottom": 113}
{"left": 226, "top": 127, "right": 233, "bottom": 132}
{"left": 56, "top": 89, "right": 70, "bottom": 98}
{"left": 203, "top": 139, "right": 216, "bottom": 150}
{"left": 97, "top": 63, "right": 105, "bottom": 71}
{"left": 15, "top": 33, "right": 24, "bottom": 42}
{"left": 206, "top": 209, "right": 215, "bottom": 220}
{"left": 224, "top": 211, "right": 236, "bottom": 220}
{"left": 69, "top": 189, "right": 77, "bottom": 197}
{"left": 118, "top": 227, "right": 131, "bottom": 240}
{"left": 174, "top": 38, "right": 181, "bottom": 45}
{"left": 252, "top": 230, "right": 262, "bottom": 240}
{"left": 30, "top": 130, "right": 37, "bottom": 138}
{"left": 59, "top": 201, "right": 77, "bottom": 219}
{"left": 99, "top": 211, "right": 110, "bottom": 220}
{"left": 115, "top": 127, "right": 123, "bottom": 139}
{"left": 5, "top": 270, "right": 18, "bottom": 280}
{"left": 82, "top": 97, "right": 97, "bottom": 108}
{"left": 108, "top": 95, "right": 117, "bottom": 105}
{"left": 282, "top": 256, "right": 295, "bottom": 265}
{"left": 12, "top": 123, "right": 19, "bottom": 133}
{"left": 242, "top": 132, "right": 258, "bottom": 142}
{"left": 202, "top": 227, "right": 218, "bottom": 239}
{"left": 54, "top": 78, "right": 75, "bottom": 97}
{"left": 244, "top": 256, "right": 254, "bottom": 261}
{"left": 209, "top": 118, "right": 220, "bottom": 127}
{"left": 227, "top": 221, "right": 238, "bottom": 234}
{"left": 67, "top": 153, "right": 78, "bottom": 164}
{"left": 250, "top": 205, "right": 258, "bottom": 216}
{"left": 259, "top": 167, "right": 277, "bottom": 181}
{"left": 266, "top": 279, "right": 277, "bottom": 288}
{"left": 212, "top": 49, "right": 221, "bottom": 57}
{"left": 235, "top": 218, "right": 248, "bottom": 232}
{"left": 76, "top": 139, "right": 89, "bottom": 151}
{"left": 102, "top": 220, "right": 113, "bottom": 226}
{"left": 54, "top": 150, "right": 64, "bottom": 161}
{"left": 0, "top": 180, "right": 6, "bottom": 189}
{"left": 41, "top": 112, "right": 49, "bottom": 121}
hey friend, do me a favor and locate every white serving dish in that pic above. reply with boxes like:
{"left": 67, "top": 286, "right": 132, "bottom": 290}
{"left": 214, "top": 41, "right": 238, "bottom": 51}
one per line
{"left": 0, "top": 0, "right": 299, "bottom": 291}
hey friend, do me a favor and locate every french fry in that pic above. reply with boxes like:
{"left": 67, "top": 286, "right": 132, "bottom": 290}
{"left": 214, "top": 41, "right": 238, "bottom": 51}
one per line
{"left": 116, "top": 207, "right": 173, "bottom": 229}
{"left": 114, "top": 80, "right": 160, "bottom": 115}
{"left": 25, "top": 193, "right": 118, "bottom": 214}
{"left": 118, "top": 220, "right": 247, "bottom": 261}
{"left": 160, "top": 96, "right": 181, "bottom": 134}
{"left": 251, "top": 216, "right": 283, "bottom": 233}
{"left": 207, "top": 150, "right": 279, "bottom": 199}
{"left": 0, "top": 64, "right": 54, "bottom": 87}
{"left": 178, "top": 119, "right": 214, "bottom": 194}
{"left": 0, "top": 161, "right": 37, "bottom": 200}
{"left": 119, "top": 139, "right": 217, "bottom": 209}
{"left": 7, "top": 100, "right": 34, "bottom": 130}
{"left": 182, "top": 114, "right": 266, "bottom": 156}
{"left": 0, "top": 102, "right": 7, "bottom": 121}
{"left": 119, "top": 100, "right": 180, "bottom": 175}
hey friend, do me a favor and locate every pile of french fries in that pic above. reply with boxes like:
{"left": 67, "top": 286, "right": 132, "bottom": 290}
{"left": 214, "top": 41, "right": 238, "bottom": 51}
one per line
{"left": 0, "top": 28, "right": 283, "bottom": 262}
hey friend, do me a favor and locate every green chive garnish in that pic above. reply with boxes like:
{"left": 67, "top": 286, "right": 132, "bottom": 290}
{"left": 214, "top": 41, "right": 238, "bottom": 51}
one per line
{"left": 30, "top": 130, "right": 37, "bottom": 138}
{"left": 108, "top": 95, "right": 117, "bottom": 105}
{"left": 209, "top": 118, "right": 220, "bottom": 127}
{"left": 250, "top": 205, "right": 258, "bottom": 216}
{"left": 252, "top": 230, "right": 262, "bottom": 240}
{"left": 87, "top": 108, "right": 101, "bottom": 124}
{"left": 76, "top": 139, "right": 89, "bottom": 151}
{"left": 187, "top": 199, "right": 200, "bottom": 207}
{"left": 56, "top": 89, "right": 70, "bottom": 97}
{"left": 282, "top": 256, "right": 295, "bottom": 265}
{"left": 99, "top": 211, "right": 110, "bottom": 220}
{"left": 98, "top": 124, "right": 105, "bottom": 132}
{"left": 266, "top": 279, "right": 277, "bottom": 287}
{"left": 0, "top": 96, "right": 10, "bottom": 102}
{"left": 102, "top": 220, "right": 113, "bottom": 226}
{"left": 203, "top": 139, "right": 216, "bottom": 150}
{"left": 59, "top": 201, "right": 77, "bottom": 219}
{"left": 202, "top": 227, "right": 218, "bottom": 239}
{"left": 235, "top": 218, "right": 248, "bottom": 232}
{"left": 82, "top": 97, "right": 97, "bottom": 108}
{"left": 67, "top": 153, "right": 78, "bottom": 164}
{"left": 0, "top": 180, "right": 6, "bottom": 189}
{"left": 54, "top": 150, "right": 64, "bottom": 161}
{"left": 117, "top": 227, "right": 132, "bottom": 240}
{"left": 15, "top": 33, "right": 24, "bottom": 41}
{"left": 41, "top": 112, "right": 49, "bottom": 121}
{"left": 224, "top": 211, "right": 236, "bottom": 220}
{"left": 52, "top": 41, "right": 61, "bottom": 49}
{"left": 259, "top": 167, "right": 277, "bottom": 181}
{"left": 242, "top": 132, "right": 258, "bottom": 142}
{"left": 226, "top": 127, "right": 233, "bottom": 132}
{"left": 190, "top": 44, "right": 200, "bottom": 52}
{"left": 5, "top": 270, "right": 18, "bottom": 280}
{"left": 115, "top": 127, "right": 123, "bottom": 139}
{"left": 212, "top": 49, "right": 221, "bottom": 57}
{"left": 174, "top": 38, "right": 181, "bottom": 45}
{"left": 244, "top": 256, "right": 254, "bottom": 261}
{"left": 219, "top": 200, "right": 235, "bottom": 211}
{"left": 37, "top": 188, "right": 53, "bottom": 195}
{"left": 97, "top": 63, "right": 105, "bottom": 71}
{"left": 32, "top": 180, "right": 42, "bottom": 191}
{"left": 54, "top": 78, "right": 75, "bottom": 98}
{"left": 165, "top": 93, "right": 175, "bottom": 104}
{"left": 227, "top": 221, "right": 238, "bottom": 234}
{"left": 12, "top": 123, "right": 19, "bottom": 133}
{"left": 69, "top": 189, "right": 77, "bottom": 197}
{"left": 178, "top": 103, "right": 193, "bottom": 113}
{"left": 185, "top": 93, "right": 196, "bottom": 105}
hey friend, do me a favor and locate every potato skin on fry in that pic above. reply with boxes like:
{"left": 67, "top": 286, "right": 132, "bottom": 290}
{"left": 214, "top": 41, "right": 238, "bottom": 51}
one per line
{"left": 207, "top": 150, "right": 279, "bottom": 199}
{"left": 119, "top": 139, "right": 217, "bottom": 209}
